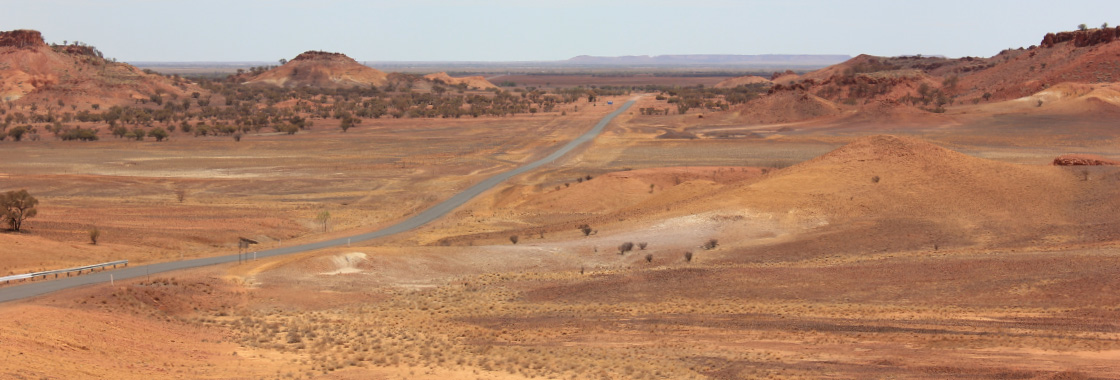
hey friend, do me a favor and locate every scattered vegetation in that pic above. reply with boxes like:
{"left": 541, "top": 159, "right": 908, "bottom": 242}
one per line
{"left": 0, "top": 76, "right": 643, "bottom": 144}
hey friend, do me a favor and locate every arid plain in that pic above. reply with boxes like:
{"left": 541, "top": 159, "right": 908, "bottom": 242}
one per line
{"left": 3, "top": 26, "right": 1120, "bottom": 379}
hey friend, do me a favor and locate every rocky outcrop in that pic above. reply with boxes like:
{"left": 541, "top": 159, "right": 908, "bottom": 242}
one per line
{"left": 1052, "top": 154, "right": 1120, "bottom": 166}
{"left": 291, "top": 50, "right": 351, "bottom": 62}
{"left": 1041, "top": 27, "right": 1120, "bottom": 48}
{"left": 0, "top": 29, "right": 46, "bottom": 49}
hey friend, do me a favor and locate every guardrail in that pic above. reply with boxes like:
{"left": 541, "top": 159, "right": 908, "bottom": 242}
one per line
{"left": 1, "top": 260, "right": 128, "bottom": 284}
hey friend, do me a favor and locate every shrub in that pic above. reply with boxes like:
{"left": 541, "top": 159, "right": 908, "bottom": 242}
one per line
{"left": 702, "top": 239, "right": 718, "bottom": 250}
{"left": 684, "top": 251, "right": 693, "bottom": 262}
{"left": 645, "top": 254, "right": 653, "bottom": 263}
{"left": 578, "top": 224, "right": 592, "bottom": 236}
{"left": 638, "top": 242, "right": 648, "bottom": 250}
{"left": 7, "top": 125, "right": 28, "bottom": 141}
{"left": 89, "top": 227, "right": 100, "bottom": 245}
{"left": 509, "top": 235, "right": 518, "bottom": 244}
{"left": 618, "top": 242, "right": 634, "bottom": 255}
{"left": 871, "top": 175, "right": 880, "bottom": 183}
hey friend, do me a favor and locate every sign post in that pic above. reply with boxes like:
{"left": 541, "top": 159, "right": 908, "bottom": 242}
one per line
{"left": 238, "top": 237, "right": 260, "bottom": 264}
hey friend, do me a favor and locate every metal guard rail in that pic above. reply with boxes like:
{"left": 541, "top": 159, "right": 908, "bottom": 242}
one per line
{"left": 1, "top": 260, "right": 128, "bottom": 283}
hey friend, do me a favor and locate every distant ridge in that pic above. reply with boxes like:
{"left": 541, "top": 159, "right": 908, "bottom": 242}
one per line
{"left": 565, "top": 54, "right": 851, "bottom": 66}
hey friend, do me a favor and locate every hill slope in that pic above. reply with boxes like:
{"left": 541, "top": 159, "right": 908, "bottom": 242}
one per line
{"left": 0, "top": 29, "right": 196, "bottom": 106}
{"left": 725, "top": 27, "right": 1120, "bottom": 124}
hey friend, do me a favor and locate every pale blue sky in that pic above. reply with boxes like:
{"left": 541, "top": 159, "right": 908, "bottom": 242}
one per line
{"left": 2, "top": 0, "right": 1116, "bottom": 62}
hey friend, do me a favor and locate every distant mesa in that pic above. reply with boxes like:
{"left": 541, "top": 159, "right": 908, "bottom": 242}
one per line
{"left": 565, "top": 54, "right": 851, "bottom": 67}
{"left": 423, "top": 72, "right": 497, "bottom": 90}
{"left": 0, "top": 29, "right": 197, "bottom": 105}
{"left": 243, "top": 50, "right": 388, "bottom": 88}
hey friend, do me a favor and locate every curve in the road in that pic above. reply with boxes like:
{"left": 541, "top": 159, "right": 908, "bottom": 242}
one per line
{"left": 0, "top": 99, "right": 635, "bottom": 304}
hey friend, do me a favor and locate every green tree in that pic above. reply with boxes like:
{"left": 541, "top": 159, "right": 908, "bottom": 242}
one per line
{"left": 340, "top": 117, "right": 360, "bottom": 132}
{"left": 112, "top": 126, "right": 128, "bottom": 138}
{"left": 1, "top": 189, "right": 38, "bottom": 232}
{"left": 149, "top": 127, "right": 168, "bottom": 141}
{"left": 7, "top": 125, "right": 28, "bottom": 141}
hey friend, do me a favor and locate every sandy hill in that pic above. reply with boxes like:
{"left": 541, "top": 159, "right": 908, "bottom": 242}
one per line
{"left": 713, "top": 75, "right": 772, "bottom": 89}
{"left": 506, "top": 167, "right": 763, "bottom": 215}
{"left": 732, "top": 90, "right": 842, "bottom": 124}
{"left": 981, "top": 82, "right": 1120, "bottom": 116}
{"left": 0, "top": 29, "right": 196, "bottom": 106}
{"left": 423, "top": 72, "right": 497, "bottom": 90}
{"left": 243, "top": 50, "right": 388, "bottom": 88}
{"left": 713, "top": 135, "right": 1120, "bottom": 248}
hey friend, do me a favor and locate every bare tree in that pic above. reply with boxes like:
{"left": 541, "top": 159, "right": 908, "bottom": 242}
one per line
{"left": 316, "top": 210, "right": 331, "bottom": 232}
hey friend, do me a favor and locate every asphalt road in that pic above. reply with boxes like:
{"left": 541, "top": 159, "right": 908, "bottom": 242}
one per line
{"left": 0, "top": 99, "right": 635, "bottom": 304}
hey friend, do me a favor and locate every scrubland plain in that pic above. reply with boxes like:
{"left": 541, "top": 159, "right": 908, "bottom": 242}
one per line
{"left": 5, "top": 26, "right": 1120, "bottom": 379}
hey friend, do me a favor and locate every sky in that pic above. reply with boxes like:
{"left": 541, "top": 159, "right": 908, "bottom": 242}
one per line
{"left": 2, "top": 0, "right": 1118, "bottom": 62}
